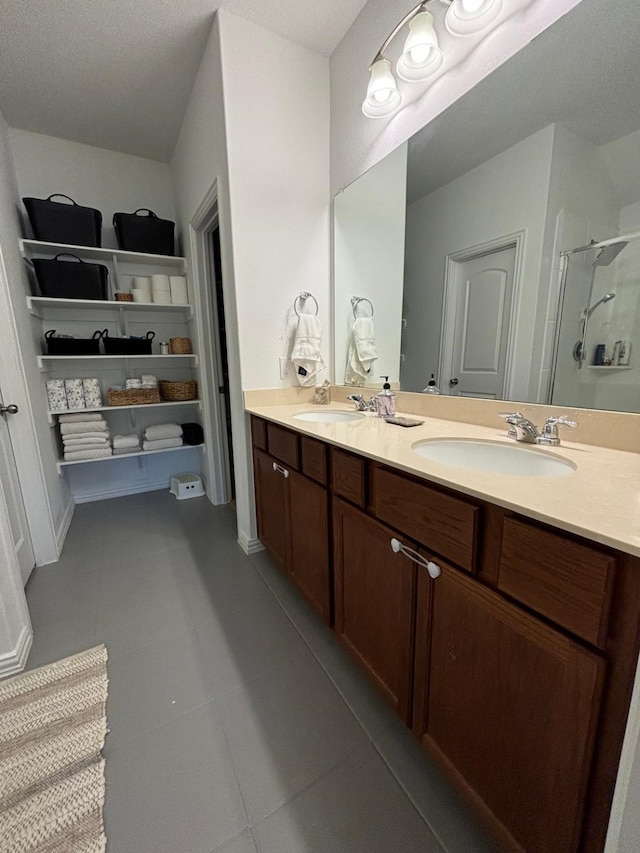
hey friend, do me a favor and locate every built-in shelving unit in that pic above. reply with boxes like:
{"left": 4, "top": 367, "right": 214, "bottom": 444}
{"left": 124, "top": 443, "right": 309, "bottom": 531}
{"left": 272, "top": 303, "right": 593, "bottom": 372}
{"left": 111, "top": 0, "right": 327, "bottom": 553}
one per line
{"left": 21, "top": 239, "right": 186, "bottom": 269}
{"left": 56, "top": 443, "right": 204, "bottom": 473}
{"left": 27, "top": 295, "right": 193, "bottom": 317}
{"left": 585, "top": 365, "right": 632, "bottom": 371}
{"left": 47, "top": 399, "right": 201, "bottom": 426}
{"left": 38, "top": 353, "right": 198, "bottom": 369}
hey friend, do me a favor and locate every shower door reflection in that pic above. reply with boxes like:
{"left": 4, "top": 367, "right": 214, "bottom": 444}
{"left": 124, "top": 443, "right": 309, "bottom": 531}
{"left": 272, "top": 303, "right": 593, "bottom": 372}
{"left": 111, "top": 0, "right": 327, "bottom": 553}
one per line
{"left": 551, "top": 235, "right": 640, "bottom": 412}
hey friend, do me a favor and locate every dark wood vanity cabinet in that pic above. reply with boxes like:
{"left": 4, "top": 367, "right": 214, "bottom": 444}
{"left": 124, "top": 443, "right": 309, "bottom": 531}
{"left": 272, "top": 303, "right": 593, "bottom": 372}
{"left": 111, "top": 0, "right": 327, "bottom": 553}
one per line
{"left": 250, "top": 416, "right": 640, "bottom": 853}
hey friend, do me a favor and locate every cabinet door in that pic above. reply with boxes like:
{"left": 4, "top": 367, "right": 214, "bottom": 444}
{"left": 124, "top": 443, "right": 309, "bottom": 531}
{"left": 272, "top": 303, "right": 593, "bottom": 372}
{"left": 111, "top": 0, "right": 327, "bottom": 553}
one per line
{"left": 253, "top": 448, "right": 290, "bottom": 571}
{"left": 333, "top": 497, "right": 417, "bottom": 723}
{"left": 288, "top": 469, "right": 331, "bottom": 624}
{"left": 414, "top": 564, "right": 605, "bottom": 853}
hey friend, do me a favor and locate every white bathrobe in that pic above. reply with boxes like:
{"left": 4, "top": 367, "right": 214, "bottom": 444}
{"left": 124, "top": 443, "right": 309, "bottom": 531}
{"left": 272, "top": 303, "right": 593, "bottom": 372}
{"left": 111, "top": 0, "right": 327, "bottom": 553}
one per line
{"left": 345, "top": 316, "right": 377, "bottom": 384}
{"left": 291, "top": 314, "right": 326, "bottom": 386}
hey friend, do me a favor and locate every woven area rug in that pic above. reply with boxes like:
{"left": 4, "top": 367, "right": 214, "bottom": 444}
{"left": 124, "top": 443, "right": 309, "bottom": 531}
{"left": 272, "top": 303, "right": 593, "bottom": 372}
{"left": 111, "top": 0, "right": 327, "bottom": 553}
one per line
{"left": 0, "top": 645, "right": 108, "bottom": 853}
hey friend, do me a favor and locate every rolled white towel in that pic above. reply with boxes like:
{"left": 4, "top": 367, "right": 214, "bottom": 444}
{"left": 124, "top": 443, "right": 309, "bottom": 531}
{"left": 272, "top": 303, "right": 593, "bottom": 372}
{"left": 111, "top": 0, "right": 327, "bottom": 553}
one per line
{"left": 142, "top": 437, "right": 183, "bottom": 451}
{"left": 64, "top": 448, "right": 113, "bottom": 461}
{"left": 63, "top": 435, "right": 110, "bottom": 447}
{"left": 113, "top": 433, "right": 140, "bottom": 450}
{"left": 58, "top": 412, "right": 105, "bottom": 423}
{"left": 144, "top": 423, "right": 182, "bottom": 441}
{"left": 60, "top": 420, "right": 108, "bottom": 435}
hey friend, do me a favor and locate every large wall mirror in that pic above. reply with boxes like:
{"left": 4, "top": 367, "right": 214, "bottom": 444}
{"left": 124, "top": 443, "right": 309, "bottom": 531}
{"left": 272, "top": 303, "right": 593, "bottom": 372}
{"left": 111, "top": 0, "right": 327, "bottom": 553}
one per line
{"left": 333, "top": 0, "right": 640, "bottom": 413}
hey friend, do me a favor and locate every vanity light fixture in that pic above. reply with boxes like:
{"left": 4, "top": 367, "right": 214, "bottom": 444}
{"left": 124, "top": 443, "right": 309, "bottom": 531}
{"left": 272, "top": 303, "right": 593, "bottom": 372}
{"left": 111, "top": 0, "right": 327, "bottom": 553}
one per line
{"left": 362, "top": 0, "right": 503, "bottom": 118}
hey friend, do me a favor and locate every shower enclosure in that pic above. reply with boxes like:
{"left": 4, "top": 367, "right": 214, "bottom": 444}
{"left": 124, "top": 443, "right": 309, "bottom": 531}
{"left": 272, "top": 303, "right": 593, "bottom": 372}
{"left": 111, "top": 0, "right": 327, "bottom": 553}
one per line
{"left": 550, "top": 232, "right": 640, "bottom": 412}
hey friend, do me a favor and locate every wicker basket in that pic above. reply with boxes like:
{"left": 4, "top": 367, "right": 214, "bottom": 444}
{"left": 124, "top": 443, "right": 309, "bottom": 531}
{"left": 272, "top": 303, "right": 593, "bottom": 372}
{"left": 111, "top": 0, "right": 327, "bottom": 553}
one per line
{"left": 169, "top": 336, "right": 192, "bottom": 354}
{"left": 158, "top": 379, "right": 198, "bottom": 401}
{"left": 115, "top": 292, "right": 133, "bottom": 302}
{"left": 108, "top": 387, "right": 160, "bottom": 406}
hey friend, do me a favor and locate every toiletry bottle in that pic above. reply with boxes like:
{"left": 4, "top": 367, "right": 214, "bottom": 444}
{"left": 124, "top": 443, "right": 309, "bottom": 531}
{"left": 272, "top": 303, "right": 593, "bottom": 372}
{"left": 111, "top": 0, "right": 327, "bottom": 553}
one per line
{"left": 377, "top": 376, "right": 396, "bottom": 417}
{"left": 423, "top": 374, "right": 441, "bottom": 394}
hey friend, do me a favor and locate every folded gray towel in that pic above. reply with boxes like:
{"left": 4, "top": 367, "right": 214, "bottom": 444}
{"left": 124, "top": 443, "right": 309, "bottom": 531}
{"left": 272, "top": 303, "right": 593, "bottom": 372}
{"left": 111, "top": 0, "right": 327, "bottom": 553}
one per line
{"left": 64, "top": 448, "right": 113, "bottom": 461}
{"left": 58, "top": 413, "right": 105, "bottom": 423}
{"left": 60, "top": 420, "right": 108, "bottom": 435}
{"left": 144, "top": 423, "right": 182, "bottom": 441}
{"left": 142, "top": 437, "right": 183, "bottom": 451}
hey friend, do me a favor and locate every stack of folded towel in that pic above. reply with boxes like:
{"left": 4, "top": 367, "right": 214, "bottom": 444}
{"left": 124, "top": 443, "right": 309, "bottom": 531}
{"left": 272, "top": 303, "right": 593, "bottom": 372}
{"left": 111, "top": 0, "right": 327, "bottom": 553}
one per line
{"left": 59, "top": 413, "right": 112, "bottom": 461}
{"left": 143, "top": 423, "right": 183, "bottom": 452}
{"left": 112, "top": 433, "right": 141, "bottom": 455}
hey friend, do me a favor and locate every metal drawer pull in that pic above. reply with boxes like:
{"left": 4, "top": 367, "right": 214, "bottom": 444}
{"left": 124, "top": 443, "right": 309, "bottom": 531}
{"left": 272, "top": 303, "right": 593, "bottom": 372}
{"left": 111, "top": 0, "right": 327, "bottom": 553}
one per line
{"left": 272, "top": 461, "right": 289, "bottom": 478}
{"left": 390, "top": 537, "right": 441, "bottom": 579}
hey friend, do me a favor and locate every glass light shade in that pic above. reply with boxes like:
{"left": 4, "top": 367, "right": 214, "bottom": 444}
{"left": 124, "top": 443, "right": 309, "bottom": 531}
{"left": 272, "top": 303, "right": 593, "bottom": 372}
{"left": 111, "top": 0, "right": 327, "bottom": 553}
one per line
{"left": 362, "top": 59, "right": 402, "bottom": 118}
{"left": 396, "top": 11, "right": 443, "bottom": 82}
{"left": 445, "top": 0, "right": 502, "bottom": 36}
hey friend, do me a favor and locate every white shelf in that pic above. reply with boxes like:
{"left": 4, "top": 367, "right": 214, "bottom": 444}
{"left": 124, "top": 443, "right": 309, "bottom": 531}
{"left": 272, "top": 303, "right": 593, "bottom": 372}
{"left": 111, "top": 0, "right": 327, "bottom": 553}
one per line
{"left": 585, "top": 365, "right": 633, "bottom": 371}
{"left": 47, "top": 399, "right": 201, "bottom": 425}
{"left": 56, "top": 443, "right": 204, "bottom": 473}
{"left": 38, "top": 353, "right": 197, "bottom": 370}
{"left": 21, "top": 239, "right": 186, "bottom": 268}
{"left": 27, "top": 295, "right": 192, "bottom": 317}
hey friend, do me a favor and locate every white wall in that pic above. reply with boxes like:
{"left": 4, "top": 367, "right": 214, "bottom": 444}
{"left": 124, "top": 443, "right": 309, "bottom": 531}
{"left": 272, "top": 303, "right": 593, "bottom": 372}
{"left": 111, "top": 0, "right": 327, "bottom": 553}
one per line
{"left": 171, "top": 11, "right": 330, "bottom": 551}
{"left": 334, "top": 143, "right": 407, "bottom": 386}
{"left": 402, "top": 126, "right": 554, "bottom": 399}
{"left": 9, "top": 129, "right": 175, "bottom": 250}
{"left": 0, "top": 113, "right": 69, "bottom": 563}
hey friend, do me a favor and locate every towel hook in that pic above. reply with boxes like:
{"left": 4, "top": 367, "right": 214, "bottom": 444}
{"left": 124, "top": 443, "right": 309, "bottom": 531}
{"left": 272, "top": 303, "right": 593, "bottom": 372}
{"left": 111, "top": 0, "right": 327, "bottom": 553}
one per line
{"left": 294, "top": 292, "right": 319, "bottom": 317}
{"left": 351, "top": 296, "right": 374, "bottom": 318}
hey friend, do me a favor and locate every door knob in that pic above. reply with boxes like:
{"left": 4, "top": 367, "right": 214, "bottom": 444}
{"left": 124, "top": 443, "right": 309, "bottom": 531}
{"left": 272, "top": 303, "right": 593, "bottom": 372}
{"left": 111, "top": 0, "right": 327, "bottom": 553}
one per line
{"left": 0, "top": 403, "right": 18, "bottom": 416}
{"left": 449, "top": 378, "right": 459, "bottom": 386}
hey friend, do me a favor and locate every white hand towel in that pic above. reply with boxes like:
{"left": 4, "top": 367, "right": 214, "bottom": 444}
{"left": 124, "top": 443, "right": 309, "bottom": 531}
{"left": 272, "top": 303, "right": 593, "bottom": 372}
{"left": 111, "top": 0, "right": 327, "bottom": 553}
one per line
{"left": 345, "top": 317, "right": 377, "bottom": 384}
{"left": 64, "top": 448, "right": 113, "bottom": 461}
{"left": 61, "top": 431, "right": 110, "bottom": 442}
{"left": 290, "top": 314, "right": 325, "bottom": 387}
{"left": 60, "top": 420, "right": 108, "bottom": 435}
{"left": 58, "top": 413, "right": 104, "bottom": 423}
{"left": 113, "top": 433, "right": 140, "bottom": 450}
{"left": 144, "top": 423, "right": 183, "bottom": 441}
{"left": 142, "top": 437, "right": 183, "bottom": 451}
{"left": 63, "top": 435, "right": 111, "bottom": 447}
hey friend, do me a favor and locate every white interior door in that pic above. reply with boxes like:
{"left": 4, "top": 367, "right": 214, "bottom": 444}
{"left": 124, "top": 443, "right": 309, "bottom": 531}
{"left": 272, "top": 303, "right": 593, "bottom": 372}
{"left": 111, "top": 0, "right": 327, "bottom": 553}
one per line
{"left": 446, "top": 246, "right": 516, "bottom": 398}
{"left": 0, "top": 391, "right": 35, "bottom": 585}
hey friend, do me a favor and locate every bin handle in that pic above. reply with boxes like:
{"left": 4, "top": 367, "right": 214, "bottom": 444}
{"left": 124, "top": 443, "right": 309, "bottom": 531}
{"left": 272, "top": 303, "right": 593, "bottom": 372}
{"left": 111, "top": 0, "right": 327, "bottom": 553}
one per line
{"left": 46, "top": 194, "right": 78, "bottom": 205}
{"left": 132, "top": 209, "right": 158, "bottom": 217}
{"left": 92, "top": 329, "right": 108, "bottom": 340}
{"left": 144, "top": 331, "right": 156, "bottom": 340}
{"left": 52, "top": 253, "right": 84, "bottom": 263}
{"left": 45, "top": 330, "right": 56, "bottom": 340}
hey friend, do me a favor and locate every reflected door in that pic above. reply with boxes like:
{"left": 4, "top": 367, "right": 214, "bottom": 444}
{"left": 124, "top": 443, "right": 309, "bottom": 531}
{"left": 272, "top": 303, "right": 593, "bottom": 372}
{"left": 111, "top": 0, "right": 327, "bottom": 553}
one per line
{"left": 446, "top": 246, "right": 516, "bottom": 398}
{"left": 0, "top": 388, "right": 34, "bottom": 585}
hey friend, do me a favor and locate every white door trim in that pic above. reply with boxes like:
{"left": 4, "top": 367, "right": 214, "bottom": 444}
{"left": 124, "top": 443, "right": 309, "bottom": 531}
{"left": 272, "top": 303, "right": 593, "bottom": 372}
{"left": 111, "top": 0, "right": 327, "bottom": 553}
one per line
{"left": 439, "top": 231, "right": 525, "bottom": 400}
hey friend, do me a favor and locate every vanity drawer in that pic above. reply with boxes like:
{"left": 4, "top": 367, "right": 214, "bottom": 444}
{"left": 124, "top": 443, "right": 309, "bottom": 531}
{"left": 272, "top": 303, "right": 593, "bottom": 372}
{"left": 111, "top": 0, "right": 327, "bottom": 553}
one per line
{"left": 301, "top": 435, "right": 328, "bottom": 486}
{"left": 331, "top": 448, "right": 366, "bottom": 508}
{"left": 498, "top": 517, "right": 615, "bottom": 647}
{"left": 251, "top": 416, "right": 267, "bottom": 451}
{"left": 370, "top": 465, "right": 479, "bottom": 573}
{"left": 267, "top": 423, "right": 300, "bottom": 470}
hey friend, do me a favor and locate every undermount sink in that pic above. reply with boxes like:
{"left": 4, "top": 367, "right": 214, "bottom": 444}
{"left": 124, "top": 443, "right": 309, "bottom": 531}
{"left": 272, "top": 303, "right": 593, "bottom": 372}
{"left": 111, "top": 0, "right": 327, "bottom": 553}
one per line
{"left": 293, "top": 410, "right": 364, "bottom": 423}
{"left": 412, "top": 438, "right": 575, "bottom": 477}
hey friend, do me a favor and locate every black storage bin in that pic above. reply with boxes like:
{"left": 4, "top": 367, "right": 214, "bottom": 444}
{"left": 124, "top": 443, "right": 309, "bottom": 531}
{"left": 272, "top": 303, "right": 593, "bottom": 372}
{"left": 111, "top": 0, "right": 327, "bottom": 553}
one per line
{"left": 44, "top": 330, "right": 102, "bottom": 356}
{"left": 113, "top": 209, "right": 175, "bottom": 256}
{"left": 100, "top": 330, "right": 155, "bottom": 355}
{"left": 32, "top": 254, "right": 109, "bottom": 300}
{"left": 24, "top": 195, "right": 102, "bottom": 247}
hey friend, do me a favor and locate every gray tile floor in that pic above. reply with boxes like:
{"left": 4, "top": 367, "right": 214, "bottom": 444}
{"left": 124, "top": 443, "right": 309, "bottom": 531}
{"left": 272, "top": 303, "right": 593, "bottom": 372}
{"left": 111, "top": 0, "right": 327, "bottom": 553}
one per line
{"left": 25, "top": 492, "right": 496, "bottom": 853}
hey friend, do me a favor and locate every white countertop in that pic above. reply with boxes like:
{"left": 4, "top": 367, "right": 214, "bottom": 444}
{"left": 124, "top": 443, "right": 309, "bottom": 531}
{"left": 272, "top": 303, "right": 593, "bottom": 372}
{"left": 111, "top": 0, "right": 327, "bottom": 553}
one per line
{"left": 245, "top": 400, "right": 640, "bottom": 558}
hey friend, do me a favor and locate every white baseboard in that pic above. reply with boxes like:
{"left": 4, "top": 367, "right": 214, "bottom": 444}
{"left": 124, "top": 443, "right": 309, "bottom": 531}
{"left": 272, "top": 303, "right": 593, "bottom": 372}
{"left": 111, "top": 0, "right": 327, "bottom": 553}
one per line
{"left": 73, "top": 481, "right": 170, "bottom": 504}
{"left": 238, "top": 531, "right": 265, "bottom": 555}
{"left": 0, "top": 623, "right": 33, "bottom": 680}
{"left": 54, "top": 496, "right": 75, "bottom": 557}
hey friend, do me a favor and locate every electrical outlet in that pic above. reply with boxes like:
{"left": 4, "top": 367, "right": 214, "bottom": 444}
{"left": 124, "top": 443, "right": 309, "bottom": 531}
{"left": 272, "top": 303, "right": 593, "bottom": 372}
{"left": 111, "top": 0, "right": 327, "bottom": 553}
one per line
{"left": 279, "top": 357, "right": 290, "bottom": 380}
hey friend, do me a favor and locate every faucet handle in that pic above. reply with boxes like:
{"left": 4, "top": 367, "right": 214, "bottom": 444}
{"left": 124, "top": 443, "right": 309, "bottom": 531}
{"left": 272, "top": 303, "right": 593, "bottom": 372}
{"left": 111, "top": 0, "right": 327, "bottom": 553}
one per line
{"left": 537, "top": 415, "right": 577, "bottom": 446}
{"left": 544, "top": 415, "right": 577, "bottom": 429}
{"left": 498, "top": 411, "right": 524, "bottom": 422}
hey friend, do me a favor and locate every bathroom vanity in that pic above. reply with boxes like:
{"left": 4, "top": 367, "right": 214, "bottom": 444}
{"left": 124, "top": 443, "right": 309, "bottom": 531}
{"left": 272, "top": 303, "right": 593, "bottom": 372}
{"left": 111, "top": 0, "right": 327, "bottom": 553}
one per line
{"left": 247, "top": 399, "right": 640, "bottom": 853}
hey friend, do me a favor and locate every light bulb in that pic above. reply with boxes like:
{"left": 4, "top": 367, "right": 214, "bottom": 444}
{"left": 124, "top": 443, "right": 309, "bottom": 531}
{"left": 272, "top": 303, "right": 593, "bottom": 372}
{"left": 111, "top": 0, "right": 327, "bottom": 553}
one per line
{"left": 362, "top": 58, "right": 401, "bottom": 118}
{"left": 445, "top": 0, "right": 502, "bottom": 36}
{"left": 396, "top": 11, "right": 443, "bottom": 82}
{"left": 460, "top": 0, "right": 485, "bottom": 13}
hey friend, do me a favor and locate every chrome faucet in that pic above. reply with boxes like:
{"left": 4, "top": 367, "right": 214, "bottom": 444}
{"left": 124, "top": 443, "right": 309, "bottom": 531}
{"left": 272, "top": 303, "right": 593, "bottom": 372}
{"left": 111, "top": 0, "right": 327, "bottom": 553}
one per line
{"left": 347, "top": 393, "right": 378, "bottom": 412}
{"left": 499, "top": 412, "right": 577, "bottom": 446}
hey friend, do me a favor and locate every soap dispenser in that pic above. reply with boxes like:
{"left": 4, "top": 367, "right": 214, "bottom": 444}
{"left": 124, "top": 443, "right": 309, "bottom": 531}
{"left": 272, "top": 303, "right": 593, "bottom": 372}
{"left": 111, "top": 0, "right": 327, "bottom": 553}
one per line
{"left": 376, "top": 376, "right": 396, "bottom": 417}
{"left": 423, "top": 374, "right": 441, "bottom": 395}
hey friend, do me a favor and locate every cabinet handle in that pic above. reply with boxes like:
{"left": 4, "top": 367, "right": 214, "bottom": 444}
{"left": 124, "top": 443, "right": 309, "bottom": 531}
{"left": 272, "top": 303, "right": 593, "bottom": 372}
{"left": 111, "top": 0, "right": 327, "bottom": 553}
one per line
{"left": 390, "top": 537, "right": 441, "bottom": 579}
{"left": 272, "top": 461, "right": 290, "bottom": 479}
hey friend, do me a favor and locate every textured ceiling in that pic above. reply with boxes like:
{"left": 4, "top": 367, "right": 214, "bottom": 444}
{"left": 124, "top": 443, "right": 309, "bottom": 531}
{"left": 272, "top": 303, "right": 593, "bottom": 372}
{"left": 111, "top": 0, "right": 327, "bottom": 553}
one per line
{"left": 0, "top": 0, "right": 368, "bottom": 162}
{"left": 406, "top": 0, "right": 640, "bottom": 203}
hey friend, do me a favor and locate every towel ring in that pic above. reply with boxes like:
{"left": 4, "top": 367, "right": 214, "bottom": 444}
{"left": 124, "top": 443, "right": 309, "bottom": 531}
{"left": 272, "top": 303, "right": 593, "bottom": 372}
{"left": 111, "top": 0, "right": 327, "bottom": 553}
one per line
{"left": 351, "top": 296, "right": 374, "bottom": 318}
{"left": 294, "top": 292, "right": 319, "bottom": 317}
